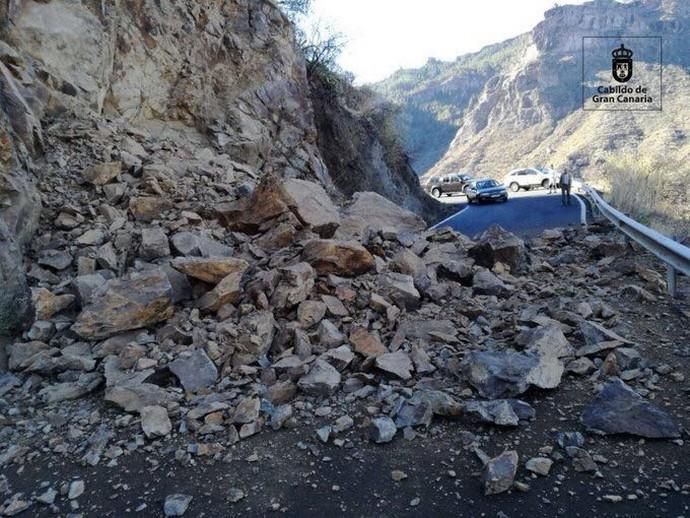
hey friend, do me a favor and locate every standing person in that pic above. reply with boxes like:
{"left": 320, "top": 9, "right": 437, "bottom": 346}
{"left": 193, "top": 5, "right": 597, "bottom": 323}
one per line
{"left": 559, "top": 170, "right": 572, "bottom": 206}
{"left": 549, "top": 166, "right": 558, "bottom": 194}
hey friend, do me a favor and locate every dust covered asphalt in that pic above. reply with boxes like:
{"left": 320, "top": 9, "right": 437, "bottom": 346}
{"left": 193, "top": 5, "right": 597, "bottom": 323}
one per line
{"left": 433, "top": 190, "right": 583, "bottom": 238}
{"left": 3, "top": 377, "right": 689, "bottom": 518}
{"left": 3, "top": 283, "right": 690, "bottom": 518}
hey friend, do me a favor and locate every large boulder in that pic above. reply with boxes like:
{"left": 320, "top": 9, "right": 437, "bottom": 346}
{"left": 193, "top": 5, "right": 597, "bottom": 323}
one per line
{"left": 283, "top": 179, "right": 340, "bottom": 237}
{"left": 217, "top": 175, "right": 339, "bottom": 237}
{"left": 301, "top": 239, "right": 375, "bottom": 276}
{"left": 581, "top": 378, "right": 681, "bottom": 438}
{"left": 339, "top": 192, "right": 426, "bottom": 238}
{"left": 71, "top": 270, "right": 174, "bottom": 340}
{"left": 469, "top": 225, "right": 529, "bottom": 273}
{"left": 462, "top": 350, "right": 564, "bottom": 399}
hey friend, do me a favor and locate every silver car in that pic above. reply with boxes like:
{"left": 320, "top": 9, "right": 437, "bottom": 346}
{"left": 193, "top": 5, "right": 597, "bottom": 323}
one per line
{"left": 503, "top": 167, "right": 551, "bottom": 192}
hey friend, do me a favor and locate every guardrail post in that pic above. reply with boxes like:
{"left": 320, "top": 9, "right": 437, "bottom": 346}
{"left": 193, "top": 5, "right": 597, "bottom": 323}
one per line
{"left": 667, "top": 264, "right": 678, "bottom": 298}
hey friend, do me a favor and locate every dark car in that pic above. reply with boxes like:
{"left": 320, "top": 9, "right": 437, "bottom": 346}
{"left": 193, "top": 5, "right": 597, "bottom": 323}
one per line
{"left": 466, "top": 178, "right": 508, "bottom": 204}
{"left": 426, "top": 173, "right": 474, "bottom": 198}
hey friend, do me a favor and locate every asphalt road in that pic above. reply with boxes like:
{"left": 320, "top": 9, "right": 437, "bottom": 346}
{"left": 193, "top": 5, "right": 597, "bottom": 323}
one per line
{"left": 431, "top": 189, "right": 585, "bottom": 238}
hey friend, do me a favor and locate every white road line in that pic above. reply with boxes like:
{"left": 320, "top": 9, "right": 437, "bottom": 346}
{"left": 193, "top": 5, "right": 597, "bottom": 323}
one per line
{"left": 574, "top": 193, "right": 587, "bottom": 226}
{"left": 430, "top": 206, "right": 469, "bottom": 230}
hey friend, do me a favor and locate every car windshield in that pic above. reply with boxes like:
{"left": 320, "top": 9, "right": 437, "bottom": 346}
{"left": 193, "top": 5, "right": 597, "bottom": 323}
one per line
{"left": 476, "top": 180, "right": 498, "bottom": 189}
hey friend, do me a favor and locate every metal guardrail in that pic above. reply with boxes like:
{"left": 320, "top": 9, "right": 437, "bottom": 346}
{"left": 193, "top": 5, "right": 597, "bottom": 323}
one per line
{"left": 583, "top": 184, "right": 690, "bottom": 297}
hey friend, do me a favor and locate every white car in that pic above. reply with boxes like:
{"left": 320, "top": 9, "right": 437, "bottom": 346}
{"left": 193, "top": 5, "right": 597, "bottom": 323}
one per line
{"left": 503, "top": 167, "right": 552, "bottom": 192}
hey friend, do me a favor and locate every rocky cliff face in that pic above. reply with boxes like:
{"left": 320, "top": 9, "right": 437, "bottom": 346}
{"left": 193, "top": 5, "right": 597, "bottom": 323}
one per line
{"left": 0, "top": 0, "right": 439, "bottom": 334}
{"left": 377, "top": 0, "right": 690, "bottom": 180}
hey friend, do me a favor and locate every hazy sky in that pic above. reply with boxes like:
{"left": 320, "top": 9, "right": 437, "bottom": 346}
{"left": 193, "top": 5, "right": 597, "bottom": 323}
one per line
{"left": 306, "top": 0, "right": 588, "bottom": 84}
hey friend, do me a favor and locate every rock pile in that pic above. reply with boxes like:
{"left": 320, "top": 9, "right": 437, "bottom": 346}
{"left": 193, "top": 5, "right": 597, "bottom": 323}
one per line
{"left": 1, "top": 159, "right": 687, "bottom": 511}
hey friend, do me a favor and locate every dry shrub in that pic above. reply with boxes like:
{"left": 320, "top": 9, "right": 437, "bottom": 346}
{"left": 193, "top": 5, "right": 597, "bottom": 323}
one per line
{"left": 603, "top": 153, "right": 690, "bottom": 238}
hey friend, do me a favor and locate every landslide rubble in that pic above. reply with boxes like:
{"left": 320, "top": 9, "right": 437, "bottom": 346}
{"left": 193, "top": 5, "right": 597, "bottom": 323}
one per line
{"left": 1, "top": 162, "right": 688, "bottom": 510}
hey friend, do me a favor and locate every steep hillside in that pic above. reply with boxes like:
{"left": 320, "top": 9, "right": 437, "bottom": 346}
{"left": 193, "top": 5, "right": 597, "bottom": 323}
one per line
{"left": 372, "top": 36, "right": 529, "bottom": 173}
{"left": 376, "top": 0, "right": 690, "bottom": 180}
{"left": 0, "top": 0, "right": 441, "bottom": 334}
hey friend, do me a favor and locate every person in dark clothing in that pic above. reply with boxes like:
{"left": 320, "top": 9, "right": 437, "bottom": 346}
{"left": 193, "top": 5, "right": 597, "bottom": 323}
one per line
{"left": 559, "top": 171, "right": 572, "bottom": 206}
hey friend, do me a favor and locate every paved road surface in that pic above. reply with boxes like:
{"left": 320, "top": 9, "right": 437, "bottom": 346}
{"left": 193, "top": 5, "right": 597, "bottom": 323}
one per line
{"left": 432, "top": 190, "right": 584, "bottom": 238}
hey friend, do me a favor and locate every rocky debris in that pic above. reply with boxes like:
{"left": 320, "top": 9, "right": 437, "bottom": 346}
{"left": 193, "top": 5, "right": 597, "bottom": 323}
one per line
{"left": 464, "top": 399, "right": 535, "bottom": 427}
{"left": 197, "top": 266, "right": 249, "bottom": 313}
{"left": 169, "top": 349, "right": 218, "bottom": 392}
{"left": 298, "top": 360, "right": 342, "bottom": 396}
{"left": 379, "top": 273, "right": 421, "bottom": 310}
{"left": 298, "top": 300, "right": 327, "bottom": 328}
{"left": 82, "top": 162, "right": 121, "bottom": 185}
{"left": 349, "top": 327, "right": 386, "bottom": 358}
{"left": 0, "top": 125, "right": 685, "bottom": 515}
{"left": 318, "top": 320, "right": 346, "bottom": 349}
{"left": 170, "top": 232, "right": 233, "bottom": 258}
{"left": 581, "top": 378, "right": 681, "bottom": 438}
{"left": 519, "top": 324, "right": 574, "bottom": 359}
{"left": 172, "top": 257, "right": 249, "bottom": 285}
{"left": 140, "top": 227, "right": 171, "bottom": 260}
{"left": 462, "top": 350, "right": 564, "bottom": 399}
{"left": 369, "top": 417, "right": 397, "bottom": 443}
{"left": 340, "top": 191, "right": 426, "bottom": 237}
{"left": 472, "top": 269, "right": 511, "bottom": 297}
{"left": 283, "top": 179, "right": 341, "bottom": 237}
{"left": 482, "top": 451, "right": 519, "bottom": 495}
{"left": 470, "top": 225, "right": 528, "bottom": 273}
{"left": 271, "top": 263, "right": 316, "bottom": 308}
{"left": 302, "top": 240, "right": 375, "bottom": 276}
{"left": 140, "top": 405, "right": 172, "bottom": 438}
{"left": 164, "top": 494, "right": 193, "bottom": 517}
{"left": 218, "top": 175, "right": 332, "bottom": 236}
{"left": 72, "top": 270, "right": 174, "bottom": 339}
{"left": 375, "top": 351, "right": 413, "bottom": 380}
{"left": 526, "top": 457, "right": 553, "bottom": 476}
{"left": 232, "top": 311, "right": 277, "bottom": 366}
{"left": 579, "top": 321, "right": 634, "bottom": 347}
{"left": 31, "top": 288, "right": 75, "bottom": 320}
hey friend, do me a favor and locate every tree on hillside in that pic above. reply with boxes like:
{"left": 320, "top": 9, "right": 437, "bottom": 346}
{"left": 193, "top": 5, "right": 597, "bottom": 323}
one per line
{"left": 299, "top": 22, "right": 346, "bottom": 75}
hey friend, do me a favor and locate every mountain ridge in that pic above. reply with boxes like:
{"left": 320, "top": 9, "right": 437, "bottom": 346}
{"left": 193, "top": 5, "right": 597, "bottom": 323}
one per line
{"left": 374, "top": 0, "right": 690, "bottom": 180}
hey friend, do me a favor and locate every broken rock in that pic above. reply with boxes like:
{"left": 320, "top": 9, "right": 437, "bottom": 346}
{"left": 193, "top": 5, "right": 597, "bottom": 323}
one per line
{"left": 483, "top": 450, "right": 519, "bottom": 495}
{"left": 462, "top": 350, "right": 563, "bottom": 399}
{"left": 375, "top": 351, "right": 413, "bottom": 380}
{"left": 140, "top": 405, "right": 172, "bottom": 438}
{"left": 301, "top": 239, "right": 375, "bottom": 276}
{"left": 298, "top": 360, "right": 341, "bottom": 396}
{"left": 581, "top": 378, "right": 680, "bottom": 438}
{"left": 369, "top": 416, "right": 397, "bottom": 443}
{"left": 169, "top": 349, "right": 218, "bottom": 392}
{"left": 72, "top": 269, "right": 174, "bottom": 340}
{"left": 172, "top": 257, "right": 249, "bottom": 285}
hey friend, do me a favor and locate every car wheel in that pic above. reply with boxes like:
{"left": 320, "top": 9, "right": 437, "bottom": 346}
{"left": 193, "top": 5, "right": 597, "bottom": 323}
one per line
{"left": 541, "top": 179, "right": 550, "bottom": 188}
{"left": 502, "top": 196, "right": 508, "bottom": 203}
{"left": 509, "top": 182, "right": 520, "bottom": 192}
{"left": 431, "top": 188, "right": 441, "bottom": 198}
